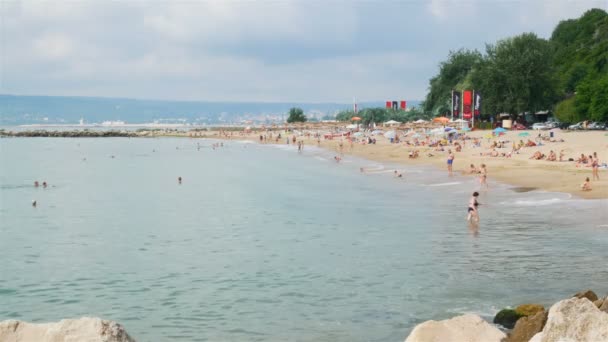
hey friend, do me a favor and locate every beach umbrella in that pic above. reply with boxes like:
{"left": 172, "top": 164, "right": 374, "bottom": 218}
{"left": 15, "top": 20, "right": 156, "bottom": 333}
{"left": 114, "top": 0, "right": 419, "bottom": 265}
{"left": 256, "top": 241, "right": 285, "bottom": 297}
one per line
{"left": 351, "top": 116, "right": 362, "bottom": 121}
{"left": 432, "top": 117, "right": 450, "bottom": 123}
{"left": 444, "top": 127, "right": 455, "bottom": 131}
{"left": 518, "top": 132, "right": 530, "bottom": 137}
{"left": 459, "top": 127, "right": 471, "bottom": 132}
{"left": 372, "top": 129, "right": 384, "bottom": 135}
{"left": 493, "top": 127, "right": 507, "bottom": 134}
{"left": 384, "top": 131, "right": 396, "bottom": 139}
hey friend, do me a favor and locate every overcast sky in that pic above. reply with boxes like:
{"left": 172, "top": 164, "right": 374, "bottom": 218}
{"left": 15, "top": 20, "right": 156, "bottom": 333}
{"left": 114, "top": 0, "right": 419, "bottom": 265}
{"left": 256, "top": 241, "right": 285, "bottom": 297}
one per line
{"left": 1, "top": 0, "right": 605, "bottom": 102}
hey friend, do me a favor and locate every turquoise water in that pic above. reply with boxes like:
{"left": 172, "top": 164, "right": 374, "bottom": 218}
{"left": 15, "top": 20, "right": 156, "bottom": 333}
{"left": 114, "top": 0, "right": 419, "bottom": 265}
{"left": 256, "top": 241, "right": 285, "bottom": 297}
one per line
{"left": 1, "top": 137, "right": 607, "bottom": 341}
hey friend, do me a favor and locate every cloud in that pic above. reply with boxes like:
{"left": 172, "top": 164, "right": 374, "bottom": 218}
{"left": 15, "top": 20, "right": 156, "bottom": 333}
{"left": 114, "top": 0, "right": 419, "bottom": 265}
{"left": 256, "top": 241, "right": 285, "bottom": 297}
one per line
{"left": 1, "top": 0, "right": 606, "bottom": 102}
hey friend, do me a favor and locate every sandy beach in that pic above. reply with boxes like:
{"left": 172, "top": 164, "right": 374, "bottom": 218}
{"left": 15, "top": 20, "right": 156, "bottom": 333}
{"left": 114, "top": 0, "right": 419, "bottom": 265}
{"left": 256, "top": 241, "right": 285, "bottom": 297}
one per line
{"left": 201, "top": 128, "right": 608, "bottom": 200}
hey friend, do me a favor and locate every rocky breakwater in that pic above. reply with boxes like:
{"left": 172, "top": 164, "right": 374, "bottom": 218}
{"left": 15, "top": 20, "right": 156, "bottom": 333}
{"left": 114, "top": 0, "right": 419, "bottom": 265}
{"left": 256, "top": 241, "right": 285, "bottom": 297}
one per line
{"left": 404, "top": 289, "right": 608, "bottom": 342}
{"left": 0, "top": 317, "right": 134, "bottom": 342}
{"left": 0, "top": 129, "right": 139, "bottom": 138}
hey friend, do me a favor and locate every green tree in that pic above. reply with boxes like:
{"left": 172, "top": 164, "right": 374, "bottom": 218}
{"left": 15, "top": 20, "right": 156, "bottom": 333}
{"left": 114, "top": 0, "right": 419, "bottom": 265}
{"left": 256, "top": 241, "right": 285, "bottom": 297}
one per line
{"left": 286, "top": 107, "right": 307, "bottom": 123}
{"left": 472, "top": 33, "right": 558, "bottom": 118}
{"left": 335, "top": 109, "right": 355, "bottom": 121}
{"left": 423, "top": 49, "right": 483, "bottom": 115}
{"left": 554, "top": 97, "right": 580, "bottom": 123}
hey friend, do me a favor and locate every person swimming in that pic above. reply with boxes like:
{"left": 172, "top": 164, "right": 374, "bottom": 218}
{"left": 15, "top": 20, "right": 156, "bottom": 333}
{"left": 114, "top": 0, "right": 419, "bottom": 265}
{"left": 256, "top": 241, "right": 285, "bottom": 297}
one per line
{"left": 42, "top": 181, "right": 47, "bottom": 188}
{"left": 467, "top": 192, "right": 480, "bottom": 223}
{"left": 34, "top": 181, "right": 39, "bottom": 187}
{"left": 32, "top": 200, "right": 37, "bottom": 207}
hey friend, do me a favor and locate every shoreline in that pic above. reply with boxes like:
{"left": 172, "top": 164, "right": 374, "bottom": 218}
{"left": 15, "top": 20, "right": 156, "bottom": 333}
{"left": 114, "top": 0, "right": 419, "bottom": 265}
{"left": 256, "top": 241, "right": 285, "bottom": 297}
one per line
{"left": 208, "top": 130, "right": 608, "bottom": 200}
{"left": 2, "top": 128, "right": 606, "bottom": 199}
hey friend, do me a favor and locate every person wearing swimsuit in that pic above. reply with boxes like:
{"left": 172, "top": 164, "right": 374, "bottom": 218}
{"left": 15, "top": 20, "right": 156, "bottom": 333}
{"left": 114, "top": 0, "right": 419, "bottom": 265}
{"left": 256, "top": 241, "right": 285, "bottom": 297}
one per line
{"left": 467, "top": 192, "right": 480, "bottom": 222}
{"left": 591, "top": 154, "right": 600, "bottom": 181}
{"left": 447, "top": 150, "right": 454, "bottom": 176}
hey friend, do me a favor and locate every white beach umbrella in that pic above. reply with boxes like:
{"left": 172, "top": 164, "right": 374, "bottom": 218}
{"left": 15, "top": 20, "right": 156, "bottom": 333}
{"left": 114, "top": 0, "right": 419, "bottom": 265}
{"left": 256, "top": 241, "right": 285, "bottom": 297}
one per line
{"left": 384, "top": 131, "right": 396, "bottom": 139}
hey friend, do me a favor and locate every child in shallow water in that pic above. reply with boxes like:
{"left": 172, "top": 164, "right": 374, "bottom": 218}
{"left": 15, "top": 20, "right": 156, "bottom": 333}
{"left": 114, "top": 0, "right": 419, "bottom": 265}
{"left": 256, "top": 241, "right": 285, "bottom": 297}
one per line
{"left": 581, "top": 177, "right": 592, "bottom": 191}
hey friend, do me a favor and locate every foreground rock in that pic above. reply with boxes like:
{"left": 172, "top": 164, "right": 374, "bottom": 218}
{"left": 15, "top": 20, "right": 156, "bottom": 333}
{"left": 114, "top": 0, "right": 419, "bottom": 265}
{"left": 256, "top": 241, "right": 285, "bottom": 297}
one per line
{"left": 529, "top": 297, "right": 608, "bottom": 342}
{"left": 404, "top": 314, "right": 506, "bottom": 342}
{"left": 573, "top": 289, "right": 598, "bottom": 302}
{"left": 507, "top": 310, "right": 547, "bottom": 342}
{"left": 0, "top": 317, "right": 134, "bottom": 342}
{"left": 493, "top": 308, "right": 522, "bottom": 329}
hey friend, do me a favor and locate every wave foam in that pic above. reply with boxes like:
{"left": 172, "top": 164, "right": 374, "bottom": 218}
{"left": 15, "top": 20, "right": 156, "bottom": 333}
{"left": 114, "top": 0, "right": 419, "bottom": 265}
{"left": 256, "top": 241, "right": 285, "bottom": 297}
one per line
{"left": 427, "top": 182, "right": 462, "bottom": 187}
{"left": 510, "top": 198, "right": 564, "bottom": 206}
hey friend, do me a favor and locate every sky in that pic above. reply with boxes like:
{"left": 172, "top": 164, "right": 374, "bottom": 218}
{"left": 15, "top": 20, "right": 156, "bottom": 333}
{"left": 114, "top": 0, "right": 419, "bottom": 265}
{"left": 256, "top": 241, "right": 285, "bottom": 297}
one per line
{"left": 1, "top": 0, "right": 606, "bottom": 103}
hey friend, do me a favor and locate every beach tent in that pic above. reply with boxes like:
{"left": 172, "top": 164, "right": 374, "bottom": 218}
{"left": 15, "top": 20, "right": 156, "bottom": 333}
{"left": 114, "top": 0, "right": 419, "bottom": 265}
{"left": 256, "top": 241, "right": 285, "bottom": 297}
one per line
{"left": 351, "top": 116, "right": 362, "bottom": 121}
{"left": 346, "top": 124, "right": 358, "bottom": 129}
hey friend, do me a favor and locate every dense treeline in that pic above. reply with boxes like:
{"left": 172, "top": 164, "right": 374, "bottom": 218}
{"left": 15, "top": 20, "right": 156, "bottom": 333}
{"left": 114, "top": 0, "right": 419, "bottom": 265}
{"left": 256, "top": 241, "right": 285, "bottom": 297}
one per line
{"left": 423, "top": 8, "right": 608, "bottom": 123}
{"left": 334, "top": 106, "right": 432, "bottom": 125}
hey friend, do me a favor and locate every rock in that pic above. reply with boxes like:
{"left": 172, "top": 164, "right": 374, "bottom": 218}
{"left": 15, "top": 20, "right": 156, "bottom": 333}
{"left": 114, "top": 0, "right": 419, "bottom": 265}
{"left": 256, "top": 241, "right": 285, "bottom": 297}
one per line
{"left": 507, "top": 310, "right": 547, "bottom": 342}
{"left": 493, "top": 308, "right": 523, "bottom": 329}
{"left": 404, "top": 314, "right": 506, "bottom": 342}
{"left": 0, "top": 317, "right": 134, "bottom": 342}
{"left": 514, "top": 304, "right": 544, "bottom": 317}
{"left": 594, "top": 298, "right": 604, "bottom": 308}
{"left": 532, "top": 297, "right": 608, "bottom": 342}
{"left": 600, "top": 297, "right": 608, "bottom": 313}
{"left": 573, "top": 289, "right": 598, "bottom": 302}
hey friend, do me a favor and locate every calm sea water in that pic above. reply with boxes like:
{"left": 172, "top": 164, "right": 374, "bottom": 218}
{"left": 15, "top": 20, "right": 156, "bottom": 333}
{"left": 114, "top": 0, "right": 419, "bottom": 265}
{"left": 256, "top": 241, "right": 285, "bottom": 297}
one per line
{"left": 1, "top": 137, "right": 607, "bottom": 341}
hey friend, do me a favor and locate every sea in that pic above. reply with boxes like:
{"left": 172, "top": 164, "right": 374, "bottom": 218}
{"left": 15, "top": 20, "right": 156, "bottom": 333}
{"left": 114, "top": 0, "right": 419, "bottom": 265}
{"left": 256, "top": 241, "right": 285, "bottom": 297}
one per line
{"left": 1, "top": 135, "right": 607, "bottom": 341}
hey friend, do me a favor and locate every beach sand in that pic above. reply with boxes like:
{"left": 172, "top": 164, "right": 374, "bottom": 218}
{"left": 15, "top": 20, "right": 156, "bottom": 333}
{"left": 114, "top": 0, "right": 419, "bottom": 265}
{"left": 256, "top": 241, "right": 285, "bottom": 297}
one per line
{"left": 203, "top": 129, "right": 608, "bottom": 200}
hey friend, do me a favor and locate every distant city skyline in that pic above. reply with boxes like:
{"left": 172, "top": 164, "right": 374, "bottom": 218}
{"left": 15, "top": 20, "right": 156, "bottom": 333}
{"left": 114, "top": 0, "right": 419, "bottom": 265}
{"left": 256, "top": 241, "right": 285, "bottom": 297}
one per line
{"left": 1, "top": 0, "right": 605, "bottom": 102}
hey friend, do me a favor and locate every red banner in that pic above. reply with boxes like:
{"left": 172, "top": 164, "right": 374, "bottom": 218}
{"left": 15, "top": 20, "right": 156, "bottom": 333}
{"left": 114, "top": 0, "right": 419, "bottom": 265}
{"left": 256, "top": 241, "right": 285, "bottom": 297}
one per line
{"left": 463, "top": 90, "right": 472, "bottom": 119}
{"left": 400, "top": 101, "right": 406, "bottom": 110}
{"left": 386, "top": 101, "right": 392, "bottom": 109}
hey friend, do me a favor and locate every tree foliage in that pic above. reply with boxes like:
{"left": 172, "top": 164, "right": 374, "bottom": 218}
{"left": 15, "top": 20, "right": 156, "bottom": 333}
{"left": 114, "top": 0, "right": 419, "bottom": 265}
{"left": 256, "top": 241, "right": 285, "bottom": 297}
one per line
{"left": 286, "top": 107, "right": 307, "bottom": 123}
{"left": 471, "top": 33, "right": 558, "bottom": 118}
{"left": 423, "top": 8, "right": 608, "bottom": 123}
{"left": 423, "top": 49, "right": 483, "bottom": 116}
{"left": 335, "top": 107, "right": 432, "bottom": 124}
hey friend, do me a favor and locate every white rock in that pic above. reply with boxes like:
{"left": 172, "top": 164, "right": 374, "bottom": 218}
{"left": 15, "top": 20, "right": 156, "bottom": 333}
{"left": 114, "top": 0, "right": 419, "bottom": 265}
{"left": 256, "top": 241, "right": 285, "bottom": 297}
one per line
{"left": 404, "top": 313, "right": 506, "bottom": 342}
{"left": 534, "top": 297, "right": 608, "bottom": 342}
{"left": 0, "top": 317, "right": 134, "bottom": 342}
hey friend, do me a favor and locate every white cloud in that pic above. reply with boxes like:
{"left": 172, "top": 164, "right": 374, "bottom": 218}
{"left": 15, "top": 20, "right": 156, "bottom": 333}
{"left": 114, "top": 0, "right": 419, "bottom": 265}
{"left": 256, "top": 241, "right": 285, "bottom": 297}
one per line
{"left": 1, "top": 0, "right": 606, "bottom": 102}
{"left": 33, "top": 33, "right": 74, "bottom": 60}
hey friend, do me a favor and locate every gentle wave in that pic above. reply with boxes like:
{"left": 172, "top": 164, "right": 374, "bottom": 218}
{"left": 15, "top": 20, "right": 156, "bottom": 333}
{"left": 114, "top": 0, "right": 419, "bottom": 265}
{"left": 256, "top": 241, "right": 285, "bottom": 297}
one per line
{"left": 426, "top": 182, "right": 462, "bottom": 187}
{"left": 508, "top": 198, "right": 565, "bottom": 206}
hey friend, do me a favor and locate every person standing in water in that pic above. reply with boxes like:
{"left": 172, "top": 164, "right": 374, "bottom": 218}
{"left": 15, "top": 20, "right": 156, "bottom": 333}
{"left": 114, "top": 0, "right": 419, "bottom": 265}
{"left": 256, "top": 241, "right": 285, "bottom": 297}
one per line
{"left": 467, "top": 192, "right": 480, "bottom": 223}
{"left": 479, "top": 164, "right": 488, "bottom": 189}
{"left": 447, "top": 150, "right": 454, "bottom": 176}
{"left": 178, "top": 176, "right": 182, "bottom": 184}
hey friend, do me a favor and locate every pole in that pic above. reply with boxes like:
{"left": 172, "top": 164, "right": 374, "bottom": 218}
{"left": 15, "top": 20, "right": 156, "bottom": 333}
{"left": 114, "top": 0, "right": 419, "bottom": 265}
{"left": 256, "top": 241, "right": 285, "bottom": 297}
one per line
{"left": 451, "top": 90, "right": 454, "bottom": 121}
{"left": 472, "top": 90, "right": 475, "bottom": 129}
